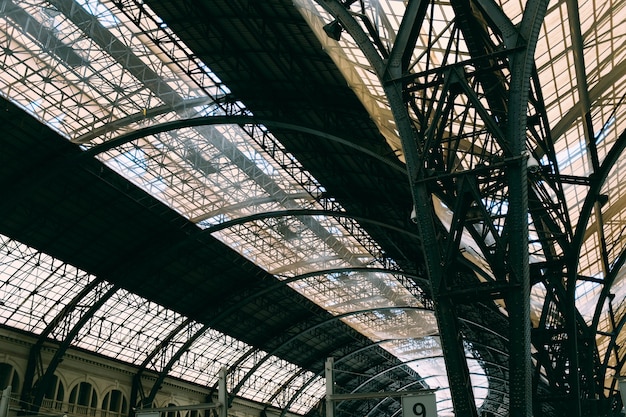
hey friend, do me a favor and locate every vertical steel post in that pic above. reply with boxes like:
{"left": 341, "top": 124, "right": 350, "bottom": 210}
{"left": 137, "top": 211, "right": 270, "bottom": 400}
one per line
{"left": 218, "top": 367, "right": 228, "bottom": 417}
{"left": 325, "top": 358, "right": 335, "bottom": 417}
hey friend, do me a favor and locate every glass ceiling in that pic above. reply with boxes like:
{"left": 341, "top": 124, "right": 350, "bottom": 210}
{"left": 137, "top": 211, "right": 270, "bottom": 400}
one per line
{"left": 1, "top": 0, "right": 625, "bottom": 415}
{"left": 0, "top": 0, "right": 453, "bottom": 415}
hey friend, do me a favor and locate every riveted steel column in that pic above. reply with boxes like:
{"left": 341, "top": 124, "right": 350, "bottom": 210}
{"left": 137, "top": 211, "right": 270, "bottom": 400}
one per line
{"left": 507, "top": 0, "right": 549, "bottom": 415}
{"left": 313, "top": 1, "right": 480, "bottom": 415}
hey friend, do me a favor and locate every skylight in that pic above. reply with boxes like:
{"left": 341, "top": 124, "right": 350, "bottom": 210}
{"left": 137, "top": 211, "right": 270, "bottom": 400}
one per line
{"left": 0, "top": 0, "right": 441, "bottom": 414}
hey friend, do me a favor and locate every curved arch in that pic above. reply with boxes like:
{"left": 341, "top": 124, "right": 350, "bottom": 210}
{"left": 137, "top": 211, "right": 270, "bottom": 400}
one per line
{"left": 276, "top": 328, "right": 507, "bottom": 417}
{"left": 363, "top": 380, "right": 427, "bottom": 417}
{"left": 575, "top": 129, "right": 626, "bottom": 330}
{"left": 135, "top": 266, "right": 427, "bottom": 405}
{"left": 228, "top": 305, "right": 436, "bottom": 397}
{"left": 82, "top": 116, "right": 406, "bottom": 174}
{"left": 73, "top": 98, "right": 215, "bottom": 145}
{"left": 599, "top": 291, "right": 626, "bottom": 385}
{"left": 371, "top": 382, "right": 511, "bottom": 417}
{"left": 30, "top": 285, "right": 119, "bottom": 412}
{"left": 106, "top": 207, "right": 423, "bottom": 318}
{"left": 131, "top": 318, "right": 195, "bottom": 407}
{"left": 21, "top": 277, "right": 106, "bottom": 411}
{"left": 200, "top": 209, "right": 420, "bottom": 240}
{"left": 277, "top": 338, "right": 427, "bottom": 417}
{"left": 142, "top": 324, "right": 210, "bottom": 406}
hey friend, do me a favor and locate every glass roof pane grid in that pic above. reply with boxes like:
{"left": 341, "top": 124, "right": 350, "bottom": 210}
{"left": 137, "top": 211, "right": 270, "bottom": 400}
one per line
{"left": 213, "top": 217, "right": 385, "bottom": 278}
{"left": 578, "top": 234, "right": 603, "bottom": 280}
{"left": 380, "top": 336, "right": 443, "bottom": 363}
{"left": 0, "top": 1, "right": 180, "bottom": 140}
{"left": 0, "top": 235, "right": 98, "bottom": 333}
{"left": 275, "top": 375, "right": 326, "bottom": 414}
{"left": 297, "top": 273, "right": 417, "bottom": 314}
{"left": 71, "top": 289, "right": 187, "bottom": 364}
{"left": 109, "top": 0, "right": 345, "bottom": 224}
{"left": 46, "top": 279, "right": 114, "bottom": 341}
{"left": 108, "top": 0, "right": 232, "bottom": 103}
{"left": 0, "top": 233, "right": 320, "bottom": 412}
{"left": 537, "top": 4, "right": 579, "bottom": 136}
{"left": 0, "top": 18, "right": 101, "bottom": 138}
{"left": 574, "top": 280, "right": 602, "bottom": 324}
{"left": 593, "top": 91, "right": 626, "bottom": 164}
{"left": 495, "top": 0, "right": 524, "bottom": 24}
{"left": 235, "top": 355, "right": 305, "bottom": 406}
{"left": 168, "top": 328, "right": 253, "bottom": 386}
{"left": 142, "top": 321, "right": 204, "bottom": 376}
{"left": 355, "top": 308, "right": 438, "bottom": 341}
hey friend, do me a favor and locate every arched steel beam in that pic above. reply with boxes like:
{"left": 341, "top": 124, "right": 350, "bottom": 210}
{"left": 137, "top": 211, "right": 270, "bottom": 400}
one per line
{"left": 106, "top": 207, "right": 423, "bottom": 316}
{"left": 277, "top": 321, "right": 509, "bottom": 417}
{"left": 141, "top": 323, "right": 211, "bottom": 406}
{"left": 264, "top": 336, "right": 424, "bottom": 408}
{"left": 458, "top": 317, "right": 509, "bottom": 343}
{"left": 81, "top": 116, "right": 406, "bottom": 174}
{"left": 0, "top": 115, "right": 407, "bottom": 271}
{"left": 598, "top": 282, "right": 626, "bottom": 385}
{"left": 72, "top": 114, "right": 418, "bottom": 289}
{"left": 336, "top": 344, "right": 510, "bottom": 406}
{"left": 228, "top": 305, "right": 436, "bottom": 398}
{"left": 137, "top": 267, "right": 425, "bottom": 406}
{"left": 377, "top": 383, "right": 511, "bottom": 417}
{"left": 30, "top": 284, "right": 119, "bottom": 412}
{"left": 130, "top": 318, "right": 195, "bottom": 407}
{"left": 274, "top": 318, "right": 513, "bottom": 416}
{"left": 200, "top": 209, "right": 419, "bottom": 239}
{"left": 363, "top": 380, "right": 428, "bottom": 417}
{"left": 552, "top": 127, "right": 626, "bottom": 411}
{"left": 21, "top": 273, "right": 105, "bottom": 410}
{"left": 575, "top": 128, "right": 626, "bottom": 328}
{"left": 73, "top": 98, "right": 215, "bottom": 145}
{"left": 277, "top": 339, "right": 428, "bottom": 417}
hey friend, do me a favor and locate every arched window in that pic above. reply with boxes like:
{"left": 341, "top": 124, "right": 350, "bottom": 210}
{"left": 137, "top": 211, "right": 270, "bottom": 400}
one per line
{"left": 0, "top": 363, "right": 20, "bottom": 393}
{"left": 101, "top": 389, "right": 128, "bottom": 417}
{"left": 35, "top": 374, "right": 65, "bottom": 410}
{"left": 68, "top": 382, "right": 98, "bottom": 416}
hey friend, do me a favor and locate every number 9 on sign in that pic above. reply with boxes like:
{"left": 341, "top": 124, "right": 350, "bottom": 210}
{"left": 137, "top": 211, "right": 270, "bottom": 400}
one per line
{"left": 402, "top": 393, "right": 437, "bottom": 417}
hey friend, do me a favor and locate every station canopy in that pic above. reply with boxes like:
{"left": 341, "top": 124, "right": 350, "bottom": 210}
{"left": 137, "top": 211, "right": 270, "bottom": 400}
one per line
{"left": 0, "top": 1, "right": 625, "bottom": 417}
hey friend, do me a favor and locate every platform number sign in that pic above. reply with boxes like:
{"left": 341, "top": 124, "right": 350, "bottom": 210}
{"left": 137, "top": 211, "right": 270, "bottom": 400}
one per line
{"left": 402, "top": 393, "right": 437, "bottom": 417}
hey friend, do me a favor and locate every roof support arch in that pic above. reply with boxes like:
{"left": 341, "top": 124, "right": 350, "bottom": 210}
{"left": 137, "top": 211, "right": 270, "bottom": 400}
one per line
{"left": 20, "top": 275, "right": 106, "bottom": 412}
{"left": 227, "top": 306, "right": 436, "bottom": 398}
{"left": 134, "top": 267, "right": 425, "bottom": 409}
{"left": 83, "top": 115, "right": 406, "bottom": 175}
{"left": 26, "top": 283, "right": 118, "bottom": 413}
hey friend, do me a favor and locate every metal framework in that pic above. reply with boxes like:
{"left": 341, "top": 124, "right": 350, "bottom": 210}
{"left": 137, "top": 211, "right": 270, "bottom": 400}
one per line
{"left": 1, "top": 0, "right": 626, "bottom": 417}
{"left": 300, "top": 0, "right": 626, "bottom": 415}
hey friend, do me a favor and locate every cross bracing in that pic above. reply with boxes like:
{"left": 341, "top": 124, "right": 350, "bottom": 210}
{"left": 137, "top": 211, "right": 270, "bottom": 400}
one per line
{"left": 0, "top": 0, "right": 625, "bottom": 416}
